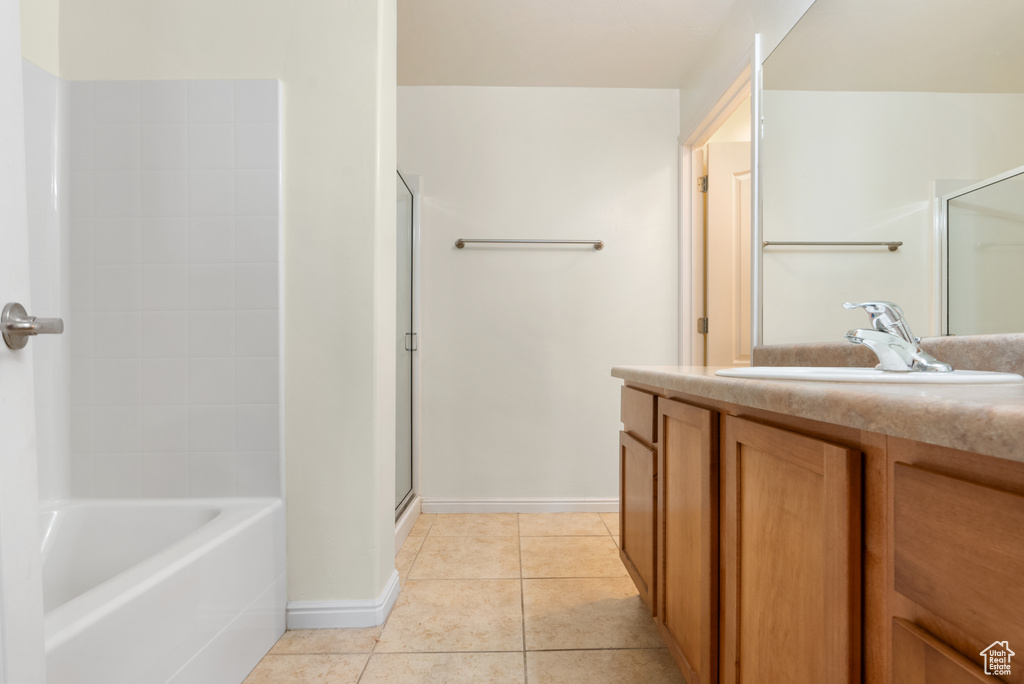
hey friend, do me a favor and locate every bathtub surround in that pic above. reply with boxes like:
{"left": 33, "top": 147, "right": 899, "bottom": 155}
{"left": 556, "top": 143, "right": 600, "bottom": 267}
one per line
{"left": 66, "top": 78, "right": 281, "bottom": 499}
{"left": 398, "top": 86, "right": 679, "bottom": 506}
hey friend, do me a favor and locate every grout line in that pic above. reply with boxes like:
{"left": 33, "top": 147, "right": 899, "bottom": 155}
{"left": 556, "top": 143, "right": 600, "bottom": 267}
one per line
{"left": 518, "top": 513, "right": 528, "bottom": 683}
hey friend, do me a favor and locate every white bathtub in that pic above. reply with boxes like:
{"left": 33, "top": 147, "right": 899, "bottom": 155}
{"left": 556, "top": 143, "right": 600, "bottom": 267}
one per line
{"left": 41, "top": 498, "right": 285, "bottom": 684}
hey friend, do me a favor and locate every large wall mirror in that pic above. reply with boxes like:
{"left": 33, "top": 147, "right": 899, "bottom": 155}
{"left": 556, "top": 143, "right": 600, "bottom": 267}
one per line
{"left": 760, "top": 0, "right": 1024, "bottom": 344}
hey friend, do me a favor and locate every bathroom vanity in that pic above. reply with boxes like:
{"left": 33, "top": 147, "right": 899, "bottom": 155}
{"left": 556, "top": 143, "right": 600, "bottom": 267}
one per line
{"left": 615, "top": 357, "right": 1024, "bottom": 684}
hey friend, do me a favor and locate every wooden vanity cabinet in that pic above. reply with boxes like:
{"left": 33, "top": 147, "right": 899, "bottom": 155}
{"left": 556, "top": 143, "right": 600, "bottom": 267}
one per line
{"left": 720, "top": 416, "right": 861, "bottom": 684}
{"left": 656, "top": 399, "right": 718, "bottom": 684}
{"left": 619, "top": 386, "right": 658, "bottom": 612}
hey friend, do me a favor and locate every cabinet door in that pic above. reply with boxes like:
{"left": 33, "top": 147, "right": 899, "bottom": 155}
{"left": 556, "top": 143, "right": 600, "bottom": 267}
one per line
{"left": 657, "top": 399, "right": 718, "bottom": 684}
{"left": 619, "top": 430, "right": 657, "bottom": 611}
{"left": 720, "top": 416, "right": 861, "bottom": 684}
{"left": 892, "top": 619, "right": 992, "bottom": 684}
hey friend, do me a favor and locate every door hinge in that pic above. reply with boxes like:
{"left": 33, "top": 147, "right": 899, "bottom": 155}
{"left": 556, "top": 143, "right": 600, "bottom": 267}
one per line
{"left": 697, "top": 317, "right": 709, "bottom": 335}
{"left": 698, "top": 175, "right": 708, "bottom": 193}
{"left": 404, "top": 332, "right": 418, "bottom": 351}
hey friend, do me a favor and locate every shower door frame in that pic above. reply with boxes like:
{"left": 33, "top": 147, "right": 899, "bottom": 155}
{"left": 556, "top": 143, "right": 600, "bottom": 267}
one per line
{"left": 395, "top": 170, "right": 421, "bottom": 519}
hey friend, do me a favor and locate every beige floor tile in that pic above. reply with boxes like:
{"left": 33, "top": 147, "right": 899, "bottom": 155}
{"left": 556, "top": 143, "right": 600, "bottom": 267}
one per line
{"left": 242, "top": 654, "right": 369, "bottom": 683}
{"left": 428, "top": 513, "right": 519, "bottom": 536}
{"left": 599, "top": 512, "right": 620, "bottom": 536}
{"left": 408, "top": 513, "right": 436, "bottom": 537}
{"left": 526, "top": 649, "right": 683, "bottom": 684}
{"left": 518, "top": 513, "right": 608, "bottom": 536}
{"left": 361, "top": 652, "right": 526, "bottom": 683}
{"left": 269, "top": 627, "right": 382, "bottom": 655}
{"left": 520, "top": 536, "right": 627, "bottom": 578}
{"left": 396, "top": 536, "right": 425, "bottom": 585}
{"left": 377, "top": 579, "right": 524, "bottom": 653}
{"left": 523, "top": 577, "right": 663, "bottom": 651}
{"left": 410, "top": 536, "right": 520, "bottom": 579}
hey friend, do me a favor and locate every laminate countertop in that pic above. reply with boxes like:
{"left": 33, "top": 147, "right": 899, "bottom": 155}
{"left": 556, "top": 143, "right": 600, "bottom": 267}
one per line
{"left": 611, "top": 365, "right": 1024, "bottom": 464}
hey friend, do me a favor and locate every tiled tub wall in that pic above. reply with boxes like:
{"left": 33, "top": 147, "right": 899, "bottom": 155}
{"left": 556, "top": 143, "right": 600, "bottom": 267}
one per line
{"left": 68, "top": 79, "right": 281, "bottom": 497}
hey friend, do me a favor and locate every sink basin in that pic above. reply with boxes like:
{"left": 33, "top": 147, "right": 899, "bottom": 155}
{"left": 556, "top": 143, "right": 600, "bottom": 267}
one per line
{"left": 715, "top": 367, "right": 1024, "bottom": 384}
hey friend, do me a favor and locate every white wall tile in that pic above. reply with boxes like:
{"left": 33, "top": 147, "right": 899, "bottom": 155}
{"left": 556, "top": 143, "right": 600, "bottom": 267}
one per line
{"left": 70, "top": 453, "right": 95, "bottom": 497}
{"left": 235, "top": 358, "right": 278, "bottom": 404}
{"left": 141, "top": 125, "right": 187, "bottom": 170}
{"left": 71, "top": 359, "right": 94, "bottom": 406}
{"left": 141, "top": 311, "right": 187, "bottom": 357}
{"left": 234, "top": 216, "right": 277, "bottom": 263}
{"left": 142, "top": 358, "right": 188, "bottom": 405}
{"left": 94, "top": 312, "right": 141, "bottom": 359}
{"left": 235, "top": 263, "right": 277, "bottom": 309}
{"left": 71, "top": 124, "right": 93, "bottom": 170}
{"left": 141, "top": 217, "right": 188, "bottom": 263}
{"left": 92, "top": 453, "right": 142, "bottom": 497}
{"left": 188, "top": 405, "right": 235, "bottom": 451}
{"left": 93, "top": 406, "right": 142, "bottom": 453}
{"left": 235, "top": 452, "right": 279, "bottom": 496}
{"left": 71, "top": 218, "right": 94, "bottom": 265}
{"left": 70, "top": 171, "right": 93, "bottom": 217}
{"left": 234, "top": 170, "right": 278, "bottom": 216}
{"left": 189, "top": 264, "right": 234, "bottom": 309}
{"left": 142, "top": 264, "right": 187, "bottom": 310}
{"left": 93, "top": 359, "right": 141, "bottom": 405}
{"left": 70, "top": 81, "right": 94, "bottom": 124}
{"left": 70, "top": 314, "right": 95, "bottom": 359}
{"left": 141, "top": 82, "right": 187, "bottom": 123}
{"left": 93, "top": 170, "right": 141, "bottom": 217}
{"left": 142, "top": 453, "right": 189, "bottom": 496}
{"left": 188, "top": 311, "right": 235, "bottom": 356}
{"left": 235, "top": 310, "right": 278, "bottom": 357}
{"left": 234, "top": 123, "right": 277, "bottom": 169}
{"left": 93, "top": 217, "right": 141, "bottom": 264}
{"left": 189, "top": 217, "right": 234, "bottom": 263}
{"left": 142, "top": 406, "right": 189, "bottom": 452}
{"left": 235, "top": 404, "right": 279, "bottom": 451}
{"left": 188, "top": 123, "right": 234, "bottom": 170}
{"left": 141, "top": 170, "right": 188, "bottom": 217}
{"left": 71, "top": 406, "right": 94, "bottom": 454}
{"left": 234, "top": 81, "right": 278, "bottom": 123}
{"left": 93, "top": 81, "right": 140, "bottom": 124}
{"left": 94, "top": 265, "right": 142, "bottom": 311}
{"left": 189, "top": 452, "right": 235, "bottom": 496}
{"left": 70, "top": 265, "right": 95, "bottom": 312}
{"left": 188, "top": 358, "right": 235, "bottom": 404}
{"left": 187, "top": 81, "right": 233, "bottom": 123}
{"left": 188, "top": 170, "right": 234, "bottom": 216}
{"left": 93, "top": 124, "right": 140, "bottom": 170}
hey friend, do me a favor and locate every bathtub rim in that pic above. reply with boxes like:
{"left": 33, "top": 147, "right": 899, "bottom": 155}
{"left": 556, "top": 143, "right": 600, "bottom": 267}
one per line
{"left": 43, "top": 496, "right": 283, "bottom": 652}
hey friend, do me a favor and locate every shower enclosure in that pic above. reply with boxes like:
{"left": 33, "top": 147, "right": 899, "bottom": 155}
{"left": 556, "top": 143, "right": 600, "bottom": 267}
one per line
{"left": 396, "top": 171, "right": 417, "bottom": 515}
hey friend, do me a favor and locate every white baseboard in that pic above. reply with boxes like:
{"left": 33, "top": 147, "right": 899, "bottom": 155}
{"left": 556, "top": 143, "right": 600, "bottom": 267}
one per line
{"left": 395, "top": 495, "right": 422, "bottom": 552}
{"left": 420, "top": 497, "right": 619, "bottom": 514}
{"left": 286, "top": 569, "right": 400, "bottom": 629}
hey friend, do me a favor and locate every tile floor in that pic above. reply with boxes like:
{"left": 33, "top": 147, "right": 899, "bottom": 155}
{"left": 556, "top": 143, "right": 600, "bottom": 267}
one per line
{"left": 243, "top": 512, "right": 684, "bottom": 683}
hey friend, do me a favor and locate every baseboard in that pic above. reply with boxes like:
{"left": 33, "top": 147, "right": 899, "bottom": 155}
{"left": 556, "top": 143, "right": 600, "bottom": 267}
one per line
{"left": 395, "top": 494, "right": 421, "bottom": 551}
{"left": 420, "top": 497, "right": 619, "bottom": 513}
{"left": 286, "top": 569, "right": 400, "bottom": 629}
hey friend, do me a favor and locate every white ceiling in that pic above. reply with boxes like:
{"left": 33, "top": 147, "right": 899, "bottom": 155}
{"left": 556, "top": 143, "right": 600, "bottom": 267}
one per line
{"left": 764, "top": 0, "right": 1024, "bottom": 92}
{"left": 397, "top": 0, "right": 737, "bottom": 88}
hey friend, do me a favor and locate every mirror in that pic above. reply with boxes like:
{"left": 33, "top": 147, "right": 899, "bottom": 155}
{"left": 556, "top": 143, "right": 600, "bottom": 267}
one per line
{"left": 945, "top": 165, "right": 1024, "bottom": 335}
{"left": 760, "top": 0, "right": 1024, "bottom": 344}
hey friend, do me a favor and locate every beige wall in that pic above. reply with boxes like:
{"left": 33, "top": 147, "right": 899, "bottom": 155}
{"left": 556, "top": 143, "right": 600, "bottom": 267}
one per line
{"left": 22, "top": 0, "right": 397, "bottom": 601}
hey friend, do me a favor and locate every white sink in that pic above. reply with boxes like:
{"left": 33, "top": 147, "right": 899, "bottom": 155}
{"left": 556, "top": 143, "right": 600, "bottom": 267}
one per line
{"left": 715, "top": 367, "right": 1024, "bottom": 384}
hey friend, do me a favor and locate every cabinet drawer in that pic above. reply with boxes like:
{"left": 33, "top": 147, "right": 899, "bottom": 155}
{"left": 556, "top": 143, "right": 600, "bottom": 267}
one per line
{"left": 621, "top": 386, "right": 657, "bottom": 445}
{"left": 894, "top": 463, "right": 1024, "bottom": 650}
{"left": 893, "top": 619, "right": 991, "bottom": 683}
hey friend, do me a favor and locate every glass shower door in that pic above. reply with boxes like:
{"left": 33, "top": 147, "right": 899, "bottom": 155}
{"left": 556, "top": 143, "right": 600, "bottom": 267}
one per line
{"left": 396, "top": 172, "right": 415, "bottom": 514}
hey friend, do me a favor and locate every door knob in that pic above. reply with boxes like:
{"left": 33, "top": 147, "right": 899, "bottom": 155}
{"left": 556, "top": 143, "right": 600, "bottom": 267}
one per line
{"left": 1, "top": 302, "right": 64, "bottom": 350}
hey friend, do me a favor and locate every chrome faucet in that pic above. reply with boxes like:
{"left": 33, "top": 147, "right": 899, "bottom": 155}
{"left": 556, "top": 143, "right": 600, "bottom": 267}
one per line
{"left": 842, "top": 301, "right": 952, "bottom": 372}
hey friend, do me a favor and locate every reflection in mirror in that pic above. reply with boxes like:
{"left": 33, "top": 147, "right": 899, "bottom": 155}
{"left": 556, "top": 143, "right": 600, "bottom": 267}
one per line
{"left": 947, "top": 167, "right": 1024, "bottom": 335}
{"left": 760, "top": 0, "right": 1024, "bottom": 344}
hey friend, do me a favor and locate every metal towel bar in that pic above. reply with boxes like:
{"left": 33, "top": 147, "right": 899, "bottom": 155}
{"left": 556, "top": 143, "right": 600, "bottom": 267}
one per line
{"left": 455, "top": 239, "right": 604, "bottom": 250}
{"left": 762, "top": 240, "right": 902, "bottom": 252}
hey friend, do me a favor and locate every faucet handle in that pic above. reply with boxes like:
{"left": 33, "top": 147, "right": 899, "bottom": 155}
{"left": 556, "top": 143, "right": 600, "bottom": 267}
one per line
{"left": 842, "top": 301, "right": 916, "bottom": 343}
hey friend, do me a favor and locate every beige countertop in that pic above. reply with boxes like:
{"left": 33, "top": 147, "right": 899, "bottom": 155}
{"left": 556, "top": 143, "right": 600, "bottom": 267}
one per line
{"left": 611, "top": 365, "right": 1024, "bottom": 463}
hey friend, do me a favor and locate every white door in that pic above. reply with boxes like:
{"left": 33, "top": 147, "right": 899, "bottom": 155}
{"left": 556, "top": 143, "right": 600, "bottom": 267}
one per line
{"left": 0, "top": 0, "right": 48, "bottom": 680}
{"left": 706, "top": 141, "right": 752, "bottom": 367}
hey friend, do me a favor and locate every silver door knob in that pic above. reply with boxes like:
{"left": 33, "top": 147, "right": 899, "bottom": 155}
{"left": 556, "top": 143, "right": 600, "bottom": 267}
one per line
{"left": 1, "top": 302, "right": 64, "bottom": 350}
